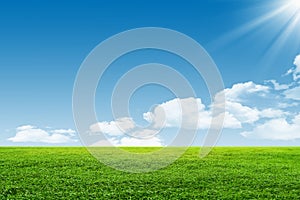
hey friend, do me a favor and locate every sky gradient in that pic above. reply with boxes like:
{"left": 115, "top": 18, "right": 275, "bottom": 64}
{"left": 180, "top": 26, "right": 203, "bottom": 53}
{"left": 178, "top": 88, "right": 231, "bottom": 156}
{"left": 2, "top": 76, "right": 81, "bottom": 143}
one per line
{"left": 1, "top": 0, "right": 300, "bottom": 146}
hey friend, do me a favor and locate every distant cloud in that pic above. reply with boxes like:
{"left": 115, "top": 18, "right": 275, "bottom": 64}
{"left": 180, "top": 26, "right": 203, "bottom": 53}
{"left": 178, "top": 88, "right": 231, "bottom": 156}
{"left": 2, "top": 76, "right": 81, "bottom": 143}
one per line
{"left": 217, "top": 81, "right": 269, "bottom": 102}
{"left": 239, "top": 54, "right": 300, "bottom": 141}
{"left": 89, "top": 80, "right": 285, "bottom": 140}
{"left": 211, "top": 112, "right": 241, "bottom": 129}
{"left": 89, "top": 117, "right": 163, "bottom": 146}
{"left": 265, "top": 80, "right": 290, "bottom": 90}
{"left": 223, "top": 101, "right": 260, "bottom": 124}
{"left": 277, "top": 102, "right": 299, "bottom": 108}
{"left": 130, "top": 128, "right": 160, "bottom": 138}
{"left": 116, "top": 136, "right": 162, "bottom": 146}
{"left": 50, "top": 129, "right": 76, "bottom": 136}
{"left": 89, "top": 55, "right": 300, "bottom": 144}
{"left": 143, "top": 97, "right": 212, "bottom": 129}
{"left": 16, "top": 125, "right": 35, "bottom": 131}
{"left": 90, "top": 136, "right": 163, "bottom": 147}
{"left": 89, "top": 78, "right": 293, "bottom": 144}
{"left": 284, "top": 86, "right": 300, "bottom": 101}
{"left": 214, "top": 82, "right": 284, "bottom": 125}
{"left": 285, "top": 54, "right": 300, "bottom": 81}
{"left": 142, "top": 97, "right": 246, "bottom": 129}
{"left": 259, "top": 108, "right": 286, "bottom": 118}
{"left": 89, "top": 117, "right": 135, "bottom": 136}
{"left": 8, "top": 125, "right": 77, "bottom": 143}
{"left": 281, "top": 55, "right": 300, "bottom": 101}
{"left": 241, "top": 114, "right": 300, "bottom": 140}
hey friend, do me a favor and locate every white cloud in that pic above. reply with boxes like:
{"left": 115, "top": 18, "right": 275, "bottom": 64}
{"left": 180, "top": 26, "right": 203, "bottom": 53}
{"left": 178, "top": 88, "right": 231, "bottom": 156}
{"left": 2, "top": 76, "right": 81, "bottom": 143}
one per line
{"left": 90, "top": 136, "right": 163, "bottom": 147}
{"left": 241, "top": 114, "right": 300, "bottom": 140}
{"left": 143, "top": 98, "right": 206, "bottom": 129}
{"left": 8, "top": 125, "right": 77, "bottom": 143}
{"left": 98, "top": 86, "right": 286, "bottom": 139}
{"left": 143, "top": 112, "right": 154, "bottom": 123}
{"left": 284, "top": 68, "right": 293, "bottom": 76}
{"left": 116, "top": 136, "right": 163, "bottom": 146}
{"left": 259, "top": 108, "right": 286, "bottom": 118}
{"left": 130, "top": 128, "right": 160, "bottom": 138}
{"left": 143, "top": 97, "right": 258, "bottom": 129}
{"left": 293, "top": 54, "right": 300, "bottom": 80}
{"left": 284, "top": 86, "right": 300, "bottom": 101}
{"left": 277, "top": 102, "right": 299, "bottom": 108}
{"left": 16, "top": 125, "right": 35, "bottom": 131}
{"left": 282, "top": 55, "right": 300, "bottom": 101}
{"left": 213, "top": 82, "right": 283, "bottom": 126}
{"left": 225, "top": 101, "right": 260, "bottom": 124}
{"left": 285, "top": 54, "right": 300, "bottom": 81}
{"left": 87, "top": 56, "right": 300, "bottom": 143}
{"left": 211, "top": 112, "right": 241, "bottom": 129}
{"left": 50, "top": 129, "right": 76, "bottom": 136}
{"left": 88, "top": 116, "right": 163, "bottom": 146}
{"left": 89, "top": 117, "right": 135, "bottom": 136}
{"left": 266, "top": 80, "right": 290, "bottom": 90}
{"left": 294, "top": 55, "right": 300, "bottom": 68}
{"left": 217, "top": 81, "right": 269, "bottom": 102}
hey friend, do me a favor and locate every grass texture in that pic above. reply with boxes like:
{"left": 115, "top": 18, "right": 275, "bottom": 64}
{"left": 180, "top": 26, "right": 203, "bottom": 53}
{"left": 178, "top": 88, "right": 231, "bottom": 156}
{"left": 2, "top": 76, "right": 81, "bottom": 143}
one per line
{"left": 1, "top": 147, "right": 300, "bottom": 199}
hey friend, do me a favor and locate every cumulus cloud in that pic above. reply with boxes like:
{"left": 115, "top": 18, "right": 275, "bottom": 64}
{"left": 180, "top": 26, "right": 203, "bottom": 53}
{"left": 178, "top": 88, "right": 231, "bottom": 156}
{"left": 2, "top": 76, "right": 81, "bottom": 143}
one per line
{"left": 16, "top": 125, "right": 35, "bottom": 131}
{"left": 281, "top": 55, "right": 300, "bottom": 101}
{"left": 213, "top": 82, "right": 283, "bottom": 126}
{"left": 284, "top": 86, "right": 300, "bottom": 101}
{"left": 8, "top": 125, "right": 77, "bottom": 143}
{"left": 265, "top": 80, "right": 290, "bottom": 90}
{"left": 89, "top": 117, "right": 135, "bottom": 136}
{"left": 211, "top": 112, "right": 241, "bottom": 129}
{"left": 89, "top": 117, "right": 163, "bottom": 146}
{"left": 89, "top": 80, "right": 289, "bottom": 144}
{"left": 224, "top": 101, "right": 260, "bottom": 124}
{"left": 259, "top": 108, "right": 286, "bottom": 118}
{"left": 143, "top": 98, "right": 209, "bottom": 129}
{"left": 142, "top": 97, "right": 244, "bottom": 129}
{"left": 239, "top": 54, "right": 300, "bottom": 141}
{"left": 241, "top": 114, "right": 300, "bottom": 140}
{"left": 50, "top": 129, "right": 76, "bottom": 136}
{"left": 216, "top": 81, "right": 269, "bottom": 102}
{"left": 295, "top": 54, "right": 300, "bottom": 69}
{"left": 88, "top": 53, "right": 300, "bottom": 144}
{"left": 130, "top": 128, "right": 160, "bottom": 138}
{"left": 88, "top": 98, "right": 212, "bottom": 147}
{"left": 116, "top": 136, "right": 162, "bottom": 146}
{"left": 277, "top": 102, "right": 299, "bottom": 108}
{"left": 285, "top": 54, "right": 300, "bottom": 81}
{"left": 90, "top": 136, "right": 163, "bottom": 147}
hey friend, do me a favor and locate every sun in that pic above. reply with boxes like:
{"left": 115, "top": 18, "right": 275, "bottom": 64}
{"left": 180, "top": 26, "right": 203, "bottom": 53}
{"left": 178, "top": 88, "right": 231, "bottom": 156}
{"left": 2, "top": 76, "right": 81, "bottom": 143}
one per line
{"left": 288, "top": 0, "right": 300, "bottom": 9}
{"left": 286, "top": 0, "right": 300, "bottom": 13}
{"left": 212, "top": 0, "right": 300, "bottom": 67}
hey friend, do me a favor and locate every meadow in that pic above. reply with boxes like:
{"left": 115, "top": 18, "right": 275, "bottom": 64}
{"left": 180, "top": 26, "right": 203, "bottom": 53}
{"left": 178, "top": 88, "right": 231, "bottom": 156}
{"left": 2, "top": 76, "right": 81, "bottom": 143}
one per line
{"left": 1, "top": 147, "right": 300, "bottom": 199}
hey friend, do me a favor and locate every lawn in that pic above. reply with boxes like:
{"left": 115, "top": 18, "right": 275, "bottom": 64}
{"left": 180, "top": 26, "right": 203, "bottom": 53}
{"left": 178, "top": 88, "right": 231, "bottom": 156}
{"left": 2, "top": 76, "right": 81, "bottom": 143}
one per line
{"left": 1, "top": 147, "right": 300, "bottom": 199}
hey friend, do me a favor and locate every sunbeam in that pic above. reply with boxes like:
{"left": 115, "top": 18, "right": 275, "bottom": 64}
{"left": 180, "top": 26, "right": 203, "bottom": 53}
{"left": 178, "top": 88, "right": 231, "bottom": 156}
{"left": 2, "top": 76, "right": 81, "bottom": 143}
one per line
{"left": 210, "top": 0, "right": 300, "bottom": 66}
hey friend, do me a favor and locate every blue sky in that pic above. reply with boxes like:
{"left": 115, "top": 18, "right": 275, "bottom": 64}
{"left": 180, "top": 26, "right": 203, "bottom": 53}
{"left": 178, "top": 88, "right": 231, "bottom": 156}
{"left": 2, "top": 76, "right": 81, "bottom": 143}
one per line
{"left": 1, "top": 0, "right": 300, "bottom": 146}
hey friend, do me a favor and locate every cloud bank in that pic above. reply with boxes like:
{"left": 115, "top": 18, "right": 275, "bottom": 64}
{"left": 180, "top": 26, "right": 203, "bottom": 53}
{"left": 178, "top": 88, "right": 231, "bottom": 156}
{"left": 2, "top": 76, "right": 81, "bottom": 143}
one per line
{"left": 8, "top": 54, "right": 300, "bottom": 146}
{"left": 90, "top": 54, "right": 300, "bottom": 144}
{"left": 8, "top": 125, "right": 77, "bottom": 144}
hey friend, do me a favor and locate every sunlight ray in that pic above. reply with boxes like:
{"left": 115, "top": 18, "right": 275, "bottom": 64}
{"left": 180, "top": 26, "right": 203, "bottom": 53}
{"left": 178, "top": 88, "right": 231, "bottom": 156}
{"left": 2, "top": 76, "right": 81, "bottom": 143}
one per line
{"left": 209, "top": 0, "right": 300, "bottom": 64}
{"left": 262, "top": 12, "right": 300, "bottom": 58}
{"left": 209, "top": 3, "right": 292, "bottom": 49}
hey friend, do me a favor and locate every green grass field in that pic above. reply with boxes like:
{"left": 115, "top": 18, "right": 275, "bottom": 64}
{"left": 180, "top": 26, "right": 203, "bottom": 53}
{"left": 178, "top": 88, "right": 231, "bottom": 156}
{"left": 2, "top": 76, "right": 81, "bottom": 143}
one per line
{"left": 1, "top": 147, "right": 300, "bottom": 199}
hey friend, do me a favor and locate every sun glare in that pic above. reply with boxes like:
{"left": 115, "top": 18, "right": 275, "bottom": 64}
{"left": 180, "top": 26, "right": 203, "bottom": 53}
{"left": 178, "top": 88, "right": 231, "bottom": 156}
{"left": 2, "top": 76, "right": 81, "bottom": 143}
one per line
{"left": 212, "top": 0, "right": 300, "bottom": 67}
{"left": 288, "top": 0, "right": 300, "bottom": 9}
{"left": 286, "top": 0, "right": 300, "bottom": 15}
